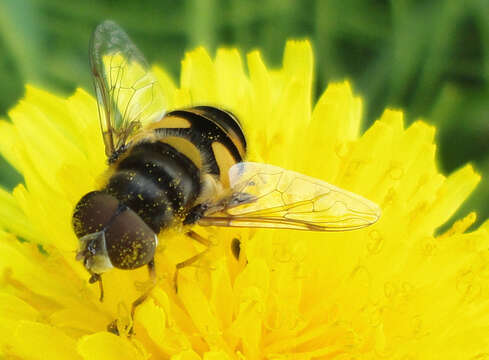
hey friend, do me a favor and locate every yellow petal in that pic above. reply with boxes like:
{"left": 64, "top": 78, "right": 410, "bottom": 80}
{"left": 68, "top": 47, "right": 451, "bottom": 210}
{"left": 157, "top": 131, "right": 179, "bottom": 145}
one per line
{"left": 308, "top": 81, "right": 362, "bottom": 180}
{"left": 0, "top": 186, "right": 35, "bottom": 240}
{"left": 215, "top": 48, "right": 249, "bottom": 116}
{"left": 282, "top": 40, "right": 313, "bottom": 127}
{"left": 178, "top": 277, "right": 230, "bottom": 353}
{"left": 136, "top": 298, "right": 191, "bottom": 355}
{"left": 8, "top": 86, "right": 88, "bottom": 189}
{"left": 171, "top": 349, "right": 202, "bottom": 360}
{"left": 77, "top": 332, "right": 148, "bottom": 360}
{"left": 0, "top": 294, "right": 38, "bottom": 351}
{"left": 210, "top": 259, "right": 234, "bottom": 330}
{"left": 181, "top": 47, "right": 217, "bottom": 105}
{"left": 10, "top": 321, "right": 80, "bottom": 360}
{"left": 0, "top": 120, "right": 22, "bottom": 173}
{"left": 427, "top": 164, "right": 480, "bottom": 228}
{"left": 203, "top": 350, "right": 232, "bottom": 360}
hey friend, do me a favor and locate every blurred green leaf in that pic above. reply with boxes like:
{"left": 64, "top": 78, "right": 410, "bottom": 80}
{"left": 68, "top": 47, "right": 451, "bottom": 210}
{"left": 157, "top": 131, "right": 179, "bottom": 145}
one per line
{"left": 0, "top": 0, "right": 42, "bottom": 82}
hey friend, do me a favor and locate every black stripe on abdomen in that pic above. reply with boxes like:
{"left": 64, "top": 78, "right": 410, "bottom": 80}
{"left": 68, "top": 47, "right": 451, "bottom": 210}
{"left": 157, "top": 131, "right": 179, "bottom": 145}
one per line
{"left": 191, "top": 106, "right": 246, "bottom": 155}
{"left": 105, "top": 141, "right": 201, "bottom": 233}
{"left": 162, "top": 109, "right": 244, "bottom": 176}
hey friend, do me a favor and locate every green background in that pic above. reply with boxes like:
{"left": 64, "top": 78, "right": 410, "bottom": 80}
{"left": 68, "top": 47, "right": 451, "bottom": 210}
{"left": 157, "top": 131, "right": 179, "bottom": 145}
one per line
{"left": 1, "top": 0, "right": 488, "bottom": 230}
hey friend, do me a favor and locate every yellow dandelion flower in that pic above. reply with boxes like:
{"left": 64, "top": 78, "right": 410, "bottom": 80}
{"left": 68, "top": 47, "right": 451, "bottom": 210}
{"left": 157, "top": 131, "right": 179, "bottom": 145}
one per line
{"left": 0, "top": 38, "right": 488, "bottom": 360}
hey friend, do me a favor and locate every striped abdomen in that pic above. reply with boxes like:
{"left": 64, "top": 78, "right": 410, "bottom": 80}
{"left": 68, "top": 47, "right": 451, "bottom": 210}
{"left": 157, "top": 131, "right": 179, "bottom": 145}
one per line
{"left": 105, "top": 106, "right": 247, "bottom": 234}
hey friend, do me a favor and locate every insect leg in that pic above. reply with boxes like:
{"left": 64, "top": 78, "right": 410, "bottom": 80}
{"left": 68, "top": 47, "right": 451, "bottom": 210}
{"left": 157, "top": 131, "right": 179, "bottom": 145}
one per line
{"left": 130, "top": 258, "right": 156, "bottom": 321}
{"left": 89, "top": 273, "right": 104, "bottom": 302}
{"left": 174, "top": 230, "right": 212, "bottom": 292}
{"left": 107, "top": 259, "right": 156, "bottom": 336}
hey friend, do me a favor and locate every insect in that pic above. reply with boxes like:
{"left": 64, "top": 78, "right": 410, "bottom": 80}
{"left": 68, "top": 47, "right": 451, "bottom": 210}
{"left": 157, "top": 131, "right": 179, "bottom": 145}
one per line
{"left": 72, "top": 20, "right": 381, "bottom": 333}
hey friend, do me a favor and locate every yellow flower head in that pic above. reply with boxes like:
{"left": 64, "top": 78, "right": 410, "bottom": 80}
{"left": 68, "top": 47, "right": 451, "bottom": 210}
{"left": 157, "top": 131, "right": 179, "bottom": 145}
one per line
{"left": 0, "top": 39, "right": 488, "bottom": 360}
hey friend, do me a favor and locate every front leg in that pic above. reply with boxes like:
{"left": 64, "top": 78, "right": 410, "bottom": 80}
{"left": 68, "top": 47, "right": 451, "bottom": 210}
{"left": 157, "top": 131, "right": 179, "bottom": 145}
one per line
{"left": 88, "top": 272, "right": 104, "bottom": 302}
{"left": 107, "top": 259, "right": 156, "bottom": 336}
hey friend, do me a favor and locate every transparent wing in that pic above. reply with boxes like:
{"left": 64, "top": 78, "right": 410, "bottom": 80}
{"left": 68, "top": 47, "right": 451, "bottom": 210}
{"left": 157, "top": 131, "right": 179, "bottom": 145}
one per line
{"left": 198, "top": 162, "right": 381, "bottom": 231}
{"left": 90, "top": 20, "right": 166, "bottom": 158}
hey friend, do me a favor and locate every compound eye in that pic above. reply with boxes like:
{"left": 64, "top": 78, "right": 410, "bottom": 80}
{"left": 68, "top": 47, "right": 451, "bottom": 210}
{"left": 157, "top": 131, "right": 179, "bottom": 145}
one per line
{"left": 104, "top": 207, "right": 157, "bottom": 269}
{"left": 72, "top": 191, "right": 119, "bottom": 238}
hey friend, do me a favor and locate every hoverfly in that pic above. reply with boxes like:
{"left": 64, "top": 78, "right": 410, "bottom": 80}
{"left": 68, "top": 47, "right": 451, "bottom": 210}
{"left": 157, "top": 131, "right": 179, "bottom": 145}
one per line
{"left": 72, "top": 20, "right": 381, "bottom": 333}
